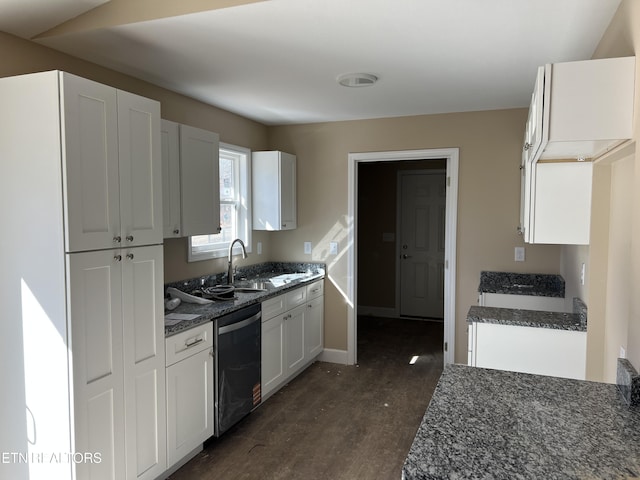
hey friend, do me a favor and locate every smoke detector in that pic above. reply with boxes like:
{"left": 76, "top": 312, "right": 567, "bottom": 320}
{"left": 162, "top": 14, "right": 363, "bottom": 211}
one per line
{"left": 337, "top": 73, "right": 378, "bottom": 87}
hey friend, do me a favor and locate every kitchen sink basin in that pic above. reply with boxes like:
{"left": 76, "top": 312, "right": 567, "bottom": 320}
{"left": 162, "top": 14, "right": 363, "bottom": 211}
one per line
{"left": 234, "top": 280, "right": 270, "bottom": 292}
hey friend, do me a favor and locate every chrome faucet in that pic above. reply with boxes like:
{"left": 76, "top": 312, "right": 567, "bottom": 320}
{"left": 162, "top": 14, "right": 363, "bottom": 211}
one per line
{"left": 227, "top": 238, "right": 247, "bottom": 284}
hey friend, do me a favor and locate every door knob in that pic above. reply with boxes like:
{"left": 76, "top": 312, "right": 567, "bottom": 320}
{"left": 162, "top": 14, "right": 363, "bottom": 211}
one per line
{"left": 402, "top": 254, "right": 412, "bottom": 259}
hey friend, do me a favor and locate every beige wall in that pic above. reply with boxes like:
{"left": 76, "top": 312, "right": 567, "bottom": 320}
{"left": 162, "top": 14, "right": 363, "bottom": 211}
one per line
{"left": 589, "top": 0, "right": 640, "bottom": 380}
{"left": 0, "top": 31, "right": 271, "bottom": 284}
{"left": 268, "top": 111, "right": 562, "bottom": 359}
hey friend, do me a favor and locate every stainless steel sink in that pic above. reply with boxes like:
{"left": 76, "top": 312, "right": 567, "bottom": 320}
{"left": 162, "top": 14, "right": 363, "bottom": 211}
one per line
{"left": 233, "top": 280, "right": 270, "bottom": 292}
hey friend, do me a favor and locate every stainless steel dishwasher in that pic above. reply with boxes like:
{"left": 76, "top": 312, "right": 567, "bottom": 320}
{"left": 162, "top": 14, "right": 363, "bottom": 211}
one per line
{"left": 214, "top": 302, "right": 262, "bottom": 436}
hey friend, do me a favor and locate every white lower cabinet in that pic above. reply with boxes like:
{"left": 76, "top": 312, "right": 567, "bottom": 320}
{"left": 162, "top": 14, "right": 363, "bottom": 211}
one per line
{"left": 69, "top": 245, "right": 166, "bottom": 480}
{"left": 468, "top": 322, "right": 586, "bottom": 380}
{"left": 261, "top": 280, "right": 324, "bottom": 400}
{"left": 165, "top": 323, "right": 214, "bottom": 469}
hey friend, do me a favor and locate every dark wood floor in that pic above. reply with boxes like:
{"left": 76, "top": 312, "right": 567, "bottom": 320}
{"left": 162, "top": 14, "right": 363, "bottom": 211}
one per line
{"left": 168, "top": 317, "right": 443, "bottom": 480}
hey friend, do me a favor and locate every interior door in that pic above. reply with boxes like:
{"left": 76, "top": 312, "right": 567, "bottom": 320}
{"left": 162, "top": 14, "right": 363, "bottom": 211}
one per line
{"left": 399, "top": 172, "right": 446, "bottom": 318}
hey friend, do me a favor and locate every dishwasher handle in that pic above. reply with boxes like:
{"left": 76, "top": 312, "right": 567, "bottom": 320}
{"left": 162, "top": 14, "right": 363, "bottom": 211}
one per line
{"left": 218, "top": 311, "right": 262, "bottom": 335}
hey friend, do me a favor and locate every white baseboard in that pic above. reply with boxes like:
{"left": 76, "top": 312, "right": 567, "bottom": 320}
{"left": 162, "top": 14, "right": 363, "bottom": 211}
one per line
{"left": 357, "top": 305, "right": 397, "bottom": 318}
{"left": 319, "top": 348, "right": 349, "bottom": 365}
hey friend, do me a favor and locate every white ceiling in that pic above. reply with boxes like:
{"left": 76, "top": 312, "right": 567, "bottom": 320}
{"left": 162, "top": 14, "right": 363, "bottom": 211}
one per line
{"left": 0, "top": 0, "right": 623, "bottom": 125}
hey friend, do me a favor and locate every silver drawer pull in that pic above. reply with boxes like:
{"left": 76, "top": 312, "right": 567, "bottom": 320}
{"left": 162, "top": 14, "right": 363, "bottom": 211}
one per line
{"left": 185, "top": 337, "right": 204, "bottom": 348}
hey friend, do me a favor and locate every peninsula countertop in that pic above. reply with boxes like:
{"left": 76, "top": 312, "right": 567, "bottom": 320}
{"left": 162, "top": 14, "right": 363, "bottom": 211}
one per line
{"left": 402, "top": 364, "right": 640, "bottom": 480}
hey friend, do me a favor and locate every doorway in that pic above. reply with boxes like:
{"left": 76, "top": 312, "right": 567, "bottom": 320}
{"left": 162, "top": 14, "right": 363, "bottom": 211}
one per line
{"left": 347, "top": 148, "right": 459, "bottom": 366}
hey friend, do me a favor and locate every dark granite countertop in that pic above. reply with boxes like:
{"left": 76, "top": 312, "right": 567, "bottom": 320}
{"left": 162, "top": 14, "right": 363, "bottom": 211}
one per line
{"left": 164, "top": 262, "right": 325, "bottom": 337}
{"left": 467, "top": 305, "right": 586, "bottom": 332}
{"left": 402, "top": 364, "right": 640, "bottom": 480}
{"left": 479, "top": 271, "right": 565, "bottom": 297}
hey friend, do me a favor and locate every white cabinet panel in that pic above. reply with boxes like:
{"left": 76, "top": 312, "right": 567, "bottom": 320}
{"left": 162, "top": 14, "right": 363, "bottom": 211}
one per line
{"left": 117, "top": 91, "right": 163, "bottom": 248}
{"left": 479, "top": 292, "right": 566, "bottom": 312}
{"left": 261, "top": 314, "right": 285, "bottom": 398}
{"left": 469, "top": 322, "right": 586, "bottom": 380}
{"left": 179, "top": 124, "right": 220, "bottom": 236}
{"left": 531, "top": 162, "right": 593, "bottom": 245}
{"left": 252, "top": 151, "right": 297, "bottom": 230}
{"left": 161, "top": 120, "right": 181, "bottom": 237}
{"left": 166, "top": 343, "right": 214, "bottom": 467}
{"left": 285, "top": 305, "right": 306, "bottom": 374}
{"left": 61, "top": 73, "right": 120, "bottom": 253}
{"left": 68, "top": 249, "right": 126, "bottom": 480}
{"left": 122, "top": 245, "right": 166, "bottom": 480}
{"left": 304, "top": 295, "right": 324, "bottom": 359}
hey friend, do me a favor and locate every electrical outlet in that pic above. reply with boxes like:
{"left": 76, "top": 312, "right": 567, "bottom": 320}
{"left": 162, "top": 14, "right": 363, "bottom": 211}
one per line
{"left": 620, "top": 346, "right": 626, "bottom": 359}
{"left": 515, "top": 247, "right": 525, "bottom": 262}
{"left": 329, "top": 241, "right": 338, "bottom": 255}
{"left": 257, "top": 241, "right": 262, "bottom": 255}
{"left": 580, "top": 263, "right": 586, "bottom": 286}
{"left": 304, "top": 242, "right": 312, "bottom": 254}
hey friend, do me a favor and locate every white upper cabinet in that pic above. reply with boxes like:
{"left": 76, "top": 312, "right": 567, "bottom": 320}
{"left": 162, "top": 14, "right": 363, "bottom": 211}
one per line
{"left": 161, "top": 119, "right": 221, "bottom": 238}
{"left": 61, "top": 72, "right": 162, "bottom": 252}
{"left": 520, "top": 56, "right": 635, "bottom": 245}
{"left": 532, "top": 57, "right": 635, "bottom": 162}
{"left": 252, "top": 151, "right": 297, "bottom": 230}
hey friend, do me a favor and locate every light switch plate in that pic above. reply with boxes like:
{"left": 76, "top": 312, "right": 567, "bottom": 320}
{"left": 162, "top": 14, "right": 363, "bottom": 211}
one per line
{"left": 329, "top": 241, "right": 338, "bottom": 255}
{"left": 515, "top": 246, "right": 525, "bottom": 262}
{"left": 304, "top": 242, "right": 312, "bottom": 254}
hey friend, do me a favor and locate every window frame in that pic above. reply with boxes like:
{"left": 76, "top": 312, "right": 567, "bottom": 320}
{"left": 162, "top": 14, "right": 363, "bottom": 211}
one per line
{"left": 187, "top": 142, "right": 252, "bottom": 261}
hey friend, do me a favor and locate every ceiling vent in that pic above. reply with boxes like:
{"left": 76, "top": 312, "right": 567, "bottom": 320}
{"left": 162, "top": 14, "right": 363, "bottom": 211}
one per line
{"left": 337, "top": 73, "right": 378, "bottom": 87}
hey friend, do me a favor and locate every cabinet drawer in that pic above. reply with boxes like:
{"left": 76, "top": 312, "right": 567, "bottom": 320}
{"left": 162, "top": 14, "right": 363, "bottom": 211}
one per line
{"left": 165, "top": 322, "right": 213, "bottom": 367}
{"left": 306, "top": 280, "right": 323, "bottom": 300}
{"left": 262, "top": 294, "right": 286, "bottom": 320}
{"left": 285, "top": 286, "right": 307, "bottom": 310}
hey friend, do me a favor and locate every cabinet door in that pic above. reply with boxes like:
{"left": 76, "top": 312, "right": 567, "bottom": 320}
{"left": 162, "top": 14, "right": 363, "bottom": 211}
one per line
{"left": 61, "top": 72, "right": 120, "bottom": 253}
{"left": 166, "top": 346, "right": 214, "bottom": 468}
{"left": 285, "top": 305, "right": 306, "bottom": 376}
{"left": 261, "top": 315, "right": 285, "bottom": 398}
{"left": 524, "top": 66, "right": 546, "bottom": 165}
{"left": 161, "top": 119, "right": 182, "bottom": 238}
{"left": 117, "top": 90, "right": 163, "bottom": 247}
{"left": 531, "top": 161, "right": 592, "bottom": 245}
{"left": 179, "top": 124, "right": 220, "bottom": 236}
{"left": 279, "top": 152, "right": 297, "bottom": 229}
{"left": 68, "top": 249, "right": 126, "bottom": 480}
{"left": 252, "top": 151, "right": 297, "bottom": 231}
{"left": 121, "top": 245, "right": 167, "bottom": 480}
{"left": 304, "top": 295, "right": 324, "bottom": 359}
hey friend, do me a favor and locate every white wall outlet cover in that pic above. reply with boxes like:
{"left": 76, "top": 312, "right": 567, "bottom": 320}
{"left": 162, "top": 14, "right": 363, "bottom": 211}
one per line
{"left": 304, "top": 242, "right": 312, "bottom": 254}
{"left": 515, "top": 246, "right": 525, "bottom": 262}
{"left": 620, "top": 345, "right": 626, "bottom": 359}
{"left": 257, "top": 241, "right": 262, "bottom": 255}
{"left": 329, "top": 241, "right": 338, "bottom": 255}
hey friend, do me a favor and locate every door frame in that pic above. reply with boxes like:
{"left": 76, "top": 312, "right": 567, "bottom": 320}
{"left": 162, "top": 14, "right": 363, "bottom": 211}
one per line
{"left": 396, "top": 169, "right": 447, "bottom": 319}
{"left": 347, "top": 148, "right": 459, "bottom": 365}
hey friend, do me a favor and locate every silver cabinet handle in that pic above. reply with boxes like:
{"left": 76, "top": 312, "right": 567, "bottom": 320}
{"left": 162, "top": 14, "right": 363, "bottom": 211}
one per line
{"left": 126, "top": 235, "right": 134, "bottom": 242}
{"left": 126, "top": 253, "right": 134, "bottom": 260}
{"left": 185, "top": 337, "right": 204, "bottom": 348}
{"left": 114, "top": 255, "right": 122, "bottom": 262}
{"left": 113, "top": 236, "right": 121, "bottom": 243}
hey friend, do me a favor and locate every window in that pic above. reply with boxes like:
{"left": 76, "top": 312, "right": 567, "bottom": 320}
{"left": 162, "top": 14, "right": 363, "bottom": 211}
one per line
{"left": 188, "top": 143, "right": 251, "bottom": 261}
